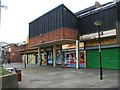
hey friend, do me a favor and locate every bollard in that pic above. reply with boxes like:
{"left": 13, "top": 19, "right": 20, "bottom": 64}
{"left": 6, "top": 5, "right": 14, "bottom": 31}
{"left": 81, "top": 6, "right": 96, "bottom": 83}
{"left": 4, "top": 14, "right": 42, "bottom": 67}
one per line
{"left": 24, "top": 62, "right": 26, "bottom": 68}
{"left": 15, "top": 69, "right": 22, "bottom": 81}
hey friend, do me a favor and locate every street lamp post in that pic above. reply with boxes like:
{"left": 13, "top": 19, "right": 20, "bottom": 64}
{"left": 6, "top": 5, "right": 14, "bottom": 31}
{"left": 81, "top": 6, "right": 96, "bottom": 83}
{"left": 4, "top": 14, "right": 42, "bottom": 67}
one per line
{"left": 24, "top": 52, "right": 26, "bottom": 68}
{"left": 94, "top": 20, "right": 103, "bottom": 80}
{"left": 0, "top": 0, "right": 8, "bottom": 27}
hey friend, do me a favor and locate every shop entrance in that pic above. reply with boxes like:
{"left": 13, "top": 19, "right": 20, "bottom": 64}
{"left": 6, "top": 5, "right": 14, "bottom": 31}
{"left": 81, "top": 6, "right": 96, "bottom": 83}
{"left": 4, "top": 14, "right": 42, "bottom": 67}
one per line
{"left": 47, "top": 51, "right": 53, "bottom": 65}
{"left": 64, "top": 52, "right": 76, "bottom": 68}
{"left": 64, "top": 51, "right": 86, "bottom": 68}
{"left": 56, "top": 51, "right": 63, "bottom": 67}
{"left": 41, "top": 52, "right": 47, "bottom": 65}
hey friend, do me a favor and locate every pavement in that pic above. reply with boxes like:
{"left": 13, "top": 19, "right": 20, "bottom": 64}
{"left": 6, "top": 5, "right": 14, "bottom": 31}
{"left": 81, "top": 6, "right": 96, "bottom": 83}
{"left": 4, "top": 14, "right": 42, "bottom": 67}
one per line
{"left": 3, "top": 63, "right": 119, "bottom": 88}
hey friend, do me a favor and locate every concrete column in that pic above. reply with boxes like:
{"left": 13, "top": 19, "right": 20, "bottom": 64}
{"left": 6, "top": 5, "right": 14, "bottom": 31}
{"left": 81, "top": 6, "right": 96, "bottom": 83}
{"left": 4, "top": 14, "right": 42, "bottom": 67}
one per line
{"left": 76, "top": 40, "right": 80, "bottom": 69}
{"left": 84, "top": 42, "right": 86, "bottom": 68}
{"left": 53, "top": 45, "right": 56, "bottom": 67}
{"left": 24, "top": 52, "right": 27, "bottom": 68}
{"left": 38, "top": 46, "right": 41, "bottom": 66}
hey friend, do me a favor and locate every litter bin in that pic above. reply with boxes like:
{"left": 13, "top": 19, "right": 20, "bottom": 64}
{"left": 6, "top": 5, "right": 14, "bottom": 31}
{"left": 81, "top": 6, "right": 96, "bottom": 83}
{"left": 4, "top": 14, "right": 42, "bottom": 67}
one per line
{"left": 6, "top": 67, "right": 15, "bottom": 72}
{"left": 15, "top": 68, "right": 22, "bottom": 81}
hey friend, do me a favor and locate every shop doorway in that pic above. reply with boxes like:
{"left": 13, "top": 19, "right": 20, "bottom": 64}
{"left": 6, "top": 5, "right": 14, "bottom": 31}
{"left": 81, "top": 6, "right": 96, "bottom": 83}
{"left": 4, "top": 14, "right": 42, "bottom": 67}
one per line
{"left": 64, "top": 51, "right": 86, "bottom": 68}
{"left": 80, "top": 52, "right": 86, "bottom": 68}
{"left": 41, "top": 52, "right": 47, "bottom": 65}
{"left": 47, "top": 51, "right": 53, "bottom": 65}
{"left": 64, "top": 52, "right": 76, "bottom": 68}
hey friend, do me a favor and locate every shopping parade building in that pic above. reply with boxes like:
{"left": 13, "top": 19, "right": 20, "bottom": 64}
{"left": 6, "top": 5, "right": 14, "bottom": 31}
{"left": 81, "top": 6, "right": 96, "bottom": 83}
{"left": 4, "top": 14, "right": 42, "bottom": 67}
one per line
{"left": 17, "top": 1, "right": 120, "bottom": 69}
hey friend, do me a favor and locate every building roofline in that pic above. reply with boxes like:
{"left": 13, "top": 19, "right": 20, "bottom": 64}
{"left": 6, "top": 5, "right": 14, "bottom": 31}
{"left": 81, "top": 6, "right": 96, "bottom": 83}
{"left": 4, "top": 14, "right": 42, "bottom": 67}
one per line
{"left": 29, "top": 4, "right": 77, "bottom": 24}
{"left": 75, "top": 1, "right": 115, "bottom": 17}
{"left": 29, "top": 4, "right": 63, "bottom": 24}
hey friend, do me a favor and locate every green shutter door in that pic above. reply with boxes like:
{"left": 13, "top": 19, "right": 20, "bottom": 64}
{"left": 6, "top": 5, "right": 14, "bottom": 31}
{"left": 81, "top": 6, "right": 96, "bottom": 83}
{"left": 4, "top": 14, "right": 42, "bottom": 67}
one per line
{"left": 86, "top": 48, "right": 120, "bottom": 69}
{"left": 102, "top": 48, "right": 119, "bottom": 69}
{"left": 86, "top": 49, "right": 100, "bottom": 68}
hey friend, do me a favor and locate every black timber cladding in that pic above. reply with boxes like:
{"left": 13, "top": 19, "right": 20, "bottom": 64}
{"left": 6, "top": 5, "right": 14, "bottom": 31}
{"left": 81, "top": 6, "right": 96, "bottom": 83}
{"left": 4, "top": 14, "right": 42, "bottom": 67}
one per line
{"left": 62, "top": 5, "right": 78, "bottom": 29}
{"left": 29, "top": 2, "right": 118, "bottom": 39}
{"left": 116, "top": 1, "right": 120, "bottom": 44}
{"left": 76, "top": 2, "right": 117, "bottom": 35}
{"left": 29, "top": 4, "right": 78, "bottom": 38}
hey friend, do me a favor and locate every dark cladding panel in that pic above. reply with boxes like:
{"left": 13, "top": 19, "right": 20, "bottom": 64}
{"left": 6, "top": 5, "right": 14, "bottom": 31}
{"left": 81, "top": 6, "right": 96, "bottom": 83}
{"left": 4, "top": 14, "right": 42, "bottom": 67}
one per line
{"left": 29, "top": 23, "right": 35, "bottom": 38}
{"left": 29, "top": 5, "right": 63, "bottom": 38}
{"left": 62, "top": 6, "right": 78, "bottom": 29}
{"left": 90, "top": 14, "right": 96, "bottom": 32}
{"left": 109, "top": 6, "right": 116, "bottom": 29}
{"left": 34, "top": 19, "right": 39, "bottom": 36}
{"left": 29, "top": 4, "right": 78, "bottom": 39}
{"left": 29, "top": 23, "right": 32, "bottom": 38}
{"left": 79, "top": 5, "right": 116, "bottom": 35}
{"left": 47, "top": 12, "right": 51, "bottom": 32}
{"left": 99, "top": 10, "right": 105, "bottom": 30}
{"left": 116, "top": 1, "right": 120, "bottom": 44}
{"left": 104, "top": 9, "right": 110, "bottom": 30}
{"left": 85, "top": 16, "right": 92, "bottom": 33}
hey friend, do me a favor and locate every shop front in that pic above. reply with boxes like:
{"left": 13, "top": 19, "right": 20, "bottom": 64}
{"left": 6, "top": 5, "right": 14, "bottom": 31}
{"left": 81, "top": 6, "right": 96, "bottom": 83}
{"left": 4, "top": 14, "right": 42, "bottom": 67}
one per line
{"left": 21, "top": 49, "right": 38, "bottom": 65}
{"left": 62, "top": 43, "right": 86, "bottom": 68}
{"left": 63, "top": 51, "right": 86, "bottom": 68}
{"left": 56, "top": 51, "right": 63, "bottom": 65}
{"left": 47, "top": 51, "right": 53, "bottom": 65}
{"left": 40, "top": 46, "right": 62, "bottom": 66}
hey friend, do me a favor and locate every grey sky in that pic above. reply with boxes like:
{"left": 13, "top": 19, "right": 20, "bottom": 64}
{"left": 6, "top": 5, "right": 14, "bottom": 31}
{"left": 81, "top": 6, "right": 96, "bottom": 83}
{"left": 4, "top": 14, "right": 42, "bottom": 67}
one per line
{"left": 0, "top": 0, "right": 112, "bottom": 43}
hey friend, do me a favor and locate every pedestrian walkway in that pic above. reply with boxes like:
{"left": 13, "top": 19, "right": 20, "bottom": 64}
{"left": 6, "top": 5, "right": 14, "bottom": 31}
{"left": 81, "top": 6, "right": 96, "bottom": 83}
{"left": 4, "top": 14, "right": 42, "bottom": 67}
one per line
{"left": 3, "top": 63, "right": 119, "bottom": 88}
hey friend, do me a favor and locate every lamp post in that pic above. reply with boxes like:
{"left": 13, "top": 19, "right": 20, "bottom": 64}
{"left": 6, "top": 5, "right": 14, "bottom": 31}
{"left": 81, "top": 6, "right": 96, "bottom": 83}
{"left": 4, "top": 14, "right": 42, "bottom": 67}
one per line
{"left": 94, "top": 20, "right": 103, "bottom": 80}
{"left": 24, "top": 51, "right": 26, "bottom": 68}
{"left": 0, "top": 0, "right": 8, "bottom": 27}
{"left": 0, "top": 0, "right": 8, "bottom": 15}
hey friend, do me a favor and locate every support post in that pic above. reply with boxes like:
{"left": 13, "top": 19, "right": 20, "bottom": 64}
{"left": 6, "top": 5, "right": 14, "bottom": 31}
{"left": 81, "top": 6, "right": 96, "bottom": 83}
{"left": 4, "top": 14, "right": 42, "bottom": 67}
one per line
{"left": 53, "top": 45, "right": 56, "bottom": 67}
{"left": 24, "top": 52, "right": 26, "bottom": 68}
{"left": 76, "top": 39, "right": 80, "bottom": 69}
{"left": 38, "top": 47, "right": 41, "bottom": 66}
{"left": 84, "top": 42, "right": 86, "bottom": 68}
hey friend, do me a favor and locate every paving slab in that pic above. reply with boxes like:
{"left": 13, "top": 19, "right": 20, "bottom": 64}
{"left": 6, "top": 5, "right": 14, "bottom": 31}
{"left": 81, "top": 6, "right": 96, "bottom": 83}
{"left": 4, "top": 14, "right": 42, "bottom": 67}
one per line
{"left": 3, "top": 63, "right": 119, "bottom": 88}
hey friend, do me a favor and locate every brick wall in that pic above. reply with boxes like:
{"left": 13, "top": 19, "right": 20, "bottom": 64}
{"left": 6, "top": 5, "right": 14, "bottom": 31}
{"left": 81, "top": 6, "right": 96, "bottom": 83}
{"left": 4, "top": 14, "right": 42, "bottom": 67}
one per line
{"left": 10, "top": 44, "right": 27, "bottom": 63}
{"left": 28, "top": 28, "right": 78, "bottom": 47}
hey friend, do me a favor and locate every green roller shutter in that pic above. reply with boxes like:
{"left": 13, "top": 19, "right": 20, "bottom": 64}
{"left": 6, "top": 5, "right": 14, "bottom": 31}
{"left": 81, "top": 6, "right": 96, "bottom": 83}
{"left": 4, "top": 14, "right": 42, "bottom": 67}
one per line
{"left": 86, "top": 49, "right": 100, "bottom": 68}
{"left": 102, "top": 48, "right": 119, "bottom": 69}
{"left": 86, "top": 48, "right": 120, "bottom": 69}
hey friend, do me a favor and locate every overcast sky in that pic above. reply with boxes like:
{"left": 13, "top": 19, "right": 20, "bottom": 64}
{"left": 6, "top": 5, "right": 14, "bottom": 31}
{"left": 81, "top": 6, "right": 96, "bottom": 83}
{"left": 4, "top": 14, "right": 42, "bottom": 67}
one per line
{"left": 0, "top": 0, "right": 113, "bottom": 43}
